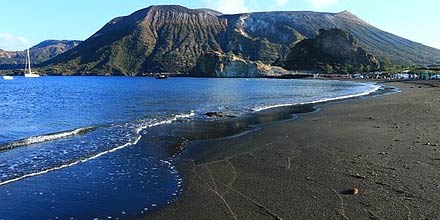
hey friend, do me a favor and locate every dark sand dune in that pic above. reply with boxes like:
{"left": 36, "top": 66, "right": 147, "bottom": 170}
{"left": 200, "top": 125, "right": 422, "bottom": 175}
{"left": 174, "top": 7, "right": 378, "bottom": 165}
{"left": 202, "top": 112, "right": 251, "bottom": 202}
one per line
{"left": 147, "top": 81, "right": 440, "bottom": 219}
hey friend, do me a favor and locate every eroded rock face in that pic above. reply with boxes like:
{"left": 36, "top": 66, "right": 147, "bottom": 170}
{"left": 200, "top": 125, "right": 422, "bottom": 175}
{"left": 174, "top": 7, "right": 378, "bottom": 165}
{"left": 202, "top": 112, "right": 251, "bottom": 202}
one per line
{"left": 284, "top": 28, "right": 380, "bottom": 73}
{"left": 192, "top": 51, "right": 258, "bottom": 77}
{"left": 192, "top": 51, "right": 289, "bottom": 77}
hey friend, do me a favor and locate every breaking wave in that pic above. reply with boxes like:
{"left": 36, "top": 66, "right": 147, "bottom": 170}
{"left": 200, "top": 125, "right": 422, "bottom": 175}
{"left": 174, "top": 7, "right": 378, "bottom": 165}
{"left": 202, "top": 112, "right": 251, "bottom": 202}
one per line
{"left": 0, "top": 111, "right": 195, "bottom": 186}
{"left": 0, "top": 126, "right": 96, "bottom": 152}
{"left": 252, "top": 83, "right": 381, "bottom": 112}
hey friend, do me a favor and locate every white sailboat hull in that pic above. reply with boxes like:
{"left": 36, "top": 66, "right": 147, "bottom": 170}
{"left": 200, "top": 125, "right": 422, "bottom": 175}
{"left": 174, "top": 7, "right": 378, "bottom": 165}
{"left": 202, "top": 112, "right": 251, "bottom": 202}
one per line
{"left": 24, "top": 73, "right": 39, "bottom": 78}
{"left": 3, "top": 76, "right": 13, "bottom": 80}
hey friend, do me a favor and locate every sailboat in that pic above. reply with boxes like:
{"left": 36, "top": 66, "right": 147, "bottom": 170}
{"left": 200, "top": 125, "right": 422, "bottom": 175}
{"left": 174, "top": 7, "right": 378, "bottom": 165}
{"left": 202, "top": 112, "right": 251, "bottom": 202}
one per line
{"left": 2, "top": 75, "right": 13, "bottom": 80}
{"left": 24, "top": 48, "right": 39, "bottom": 78}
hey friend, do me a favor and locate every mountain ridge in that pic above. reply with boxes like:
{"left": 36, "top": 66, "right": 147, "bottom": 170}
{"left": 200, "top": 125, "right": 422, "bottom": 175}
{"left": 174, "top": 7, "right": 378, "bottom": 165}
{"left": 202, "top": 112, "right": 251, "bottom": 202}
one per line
{"left": 0, "top": 40, "right": 82, "bottom": 70}
{"left": 42, "top": 5, "right": 440, "bottom": 75}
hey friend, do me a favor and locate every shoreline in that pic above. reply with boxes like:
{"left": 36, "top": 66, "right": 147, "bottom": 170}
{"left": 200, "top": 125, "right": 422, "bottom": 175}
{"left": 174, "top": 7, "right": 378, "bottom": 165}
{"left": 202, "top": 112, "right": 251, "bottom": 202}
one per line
{"left": 0, "top": 78, "right": 384, "bottom": 220}
{"left": 146, "top": 81, "right": 440, "bottom": 219}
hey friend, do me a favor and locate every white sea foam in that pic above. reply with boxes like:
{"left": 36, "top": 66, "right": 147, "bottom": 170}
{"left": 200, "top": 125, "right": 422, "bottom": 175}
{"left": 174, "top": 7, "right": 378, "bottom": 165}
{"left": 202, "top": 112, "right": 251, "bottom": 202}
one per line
{"left": 252, "top": 83, "right": 381, "bottom": 112}
{"left": 0, "top": 111, "right": 195, "bottom": 186}
{"left": 0, "top": 126, "right": 96, "bottom": 151}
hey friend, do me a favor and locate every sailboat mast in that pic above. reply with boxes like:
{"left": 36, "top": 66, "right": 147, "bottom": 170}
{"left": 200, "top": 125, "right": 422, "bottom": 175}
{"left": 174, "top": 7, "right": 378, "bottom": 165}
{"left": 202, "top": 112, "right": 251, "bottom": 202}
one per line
{"left": 27, "top": 49, "right": 32, "bottom": 74}
{"left": 24, "top": 50, "right": 28, "bottom": 73}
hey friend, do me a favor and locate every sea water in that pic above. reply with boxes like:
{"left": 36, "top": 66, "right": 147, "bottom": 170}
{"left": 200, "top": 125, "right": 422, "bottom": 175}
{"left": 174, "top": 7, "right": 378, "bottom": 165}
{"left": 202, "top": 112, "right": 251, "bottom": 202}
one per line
{"left": 0, "top": 76, "right": 379, "bottom": 219}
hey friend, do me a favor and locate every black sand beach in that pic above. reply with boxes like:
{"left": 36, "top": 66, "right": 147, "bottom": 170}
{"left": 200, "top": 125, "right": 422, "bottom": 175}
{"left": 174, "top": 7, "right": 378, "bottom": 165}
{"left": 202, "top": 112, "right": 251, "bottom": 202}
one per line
{"left": 145, "top": 81, "right": 440, "bottom": 220}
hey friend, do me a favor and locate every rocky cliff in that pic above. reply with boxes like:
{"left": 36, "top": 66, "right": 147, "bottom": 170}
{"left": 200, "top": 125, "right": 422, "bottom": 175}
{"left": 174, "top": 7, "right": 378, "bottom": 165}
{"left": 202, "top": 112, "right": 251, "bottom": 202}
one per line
{"left": 192, "top": 51, "right": 288, "bottom": 77}
{"left": 284, "top": 29, "right": 380, "bottom": 73}
{"left": 42, "top": 5, "right": 440, "bottom": 75}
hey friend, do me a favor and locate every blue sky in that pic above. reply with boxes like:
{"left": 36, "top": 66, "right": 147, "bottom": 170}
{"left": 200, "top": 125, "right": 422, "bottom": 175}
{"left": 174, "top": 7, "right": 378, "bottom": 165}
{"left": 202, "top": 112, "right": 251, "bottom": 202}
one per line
{"left": 0, "top": 0, "right": 439, "bottom": 50}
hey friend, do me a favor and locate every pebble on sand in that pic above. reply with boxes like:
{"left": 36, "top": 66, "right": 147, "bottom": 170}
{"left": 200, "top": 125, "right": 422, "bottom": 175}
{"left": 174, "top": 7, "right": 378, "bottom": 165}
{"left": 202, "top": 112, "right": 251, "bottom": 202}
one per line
{"left": 353, "top": 188, "right": 359, "bottom": 195}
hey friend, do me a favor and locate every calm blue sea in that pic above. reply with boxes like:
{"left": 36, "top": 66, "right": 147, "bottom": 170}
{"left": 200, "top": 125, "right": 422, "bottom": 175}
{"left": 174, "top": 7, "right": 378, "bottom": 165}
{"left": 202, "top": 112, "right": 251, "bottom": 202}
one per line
{"left": 0, "top": 76, "right": 379, "bottom": 219}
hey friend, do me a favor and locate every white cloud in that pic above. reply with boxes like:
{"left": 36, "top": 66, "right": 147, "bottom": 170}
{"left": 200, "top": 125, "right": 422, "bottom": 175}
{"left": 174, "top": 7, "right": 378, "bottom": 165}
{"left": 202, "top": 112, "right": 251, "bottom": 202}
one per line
{"left": 305, "top": 0, "right": 339, "bottom": 9}
{"left": 275, "top": 0, "right": 289, "bottom": 6}
{"left": 428, "top": 42, "right": 440, "bottom": 50}
{"left": 203, "top": 0, "right": 253, "bottom": 14}
{"left": 0, "top": 33, "right": 31, "bottom": 51}
{"left": 431, "top": 42, "right": 440, "bottom": 50}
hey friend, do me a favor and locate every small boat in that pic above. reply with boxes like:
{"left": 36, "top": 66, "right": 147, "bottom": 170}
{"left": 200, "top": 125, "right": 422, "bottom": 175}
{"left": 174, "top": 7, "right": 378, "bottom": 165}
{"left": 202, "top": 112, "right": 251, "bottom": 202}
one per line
{"left": 155, "top": 74, "right": 168, "bottom": 79}
{"left": 2, "top": 75, "right": 13, "bottom": 80}
{"left": 24, "top": 48, "right": 39, "bottom": 78}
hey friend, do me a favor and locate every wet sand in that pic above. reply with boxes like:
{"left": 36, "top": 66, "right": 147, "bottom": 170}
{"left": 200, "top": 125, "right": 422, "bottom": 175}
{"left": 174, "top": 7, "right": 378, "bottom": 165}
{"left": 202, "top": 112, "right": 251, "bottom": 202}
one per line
{"left": 147, "top": 81, "right": 440, "bottom": 220}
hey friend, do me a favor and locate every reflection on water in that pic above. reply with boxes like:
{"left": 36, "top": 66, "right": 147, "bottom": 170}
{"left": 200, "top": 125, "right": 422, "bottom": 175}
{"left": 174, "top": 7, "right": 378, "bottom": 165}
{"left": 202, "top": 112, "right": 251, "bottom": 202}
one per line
{"left": 0, "top": 77, "right": 381, "bottom": 219}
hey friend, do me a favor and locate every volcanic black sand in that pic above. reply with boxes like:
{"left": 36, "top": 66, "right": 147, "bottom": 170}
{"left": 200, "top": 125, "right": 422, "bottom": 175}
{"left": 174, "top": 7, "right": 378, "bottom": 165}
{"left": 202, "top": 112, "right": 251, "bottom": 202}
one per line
{"left": 144, "top": 81, "right": 440, "bottom": 220}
